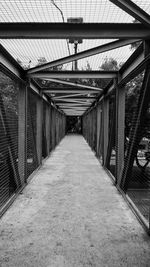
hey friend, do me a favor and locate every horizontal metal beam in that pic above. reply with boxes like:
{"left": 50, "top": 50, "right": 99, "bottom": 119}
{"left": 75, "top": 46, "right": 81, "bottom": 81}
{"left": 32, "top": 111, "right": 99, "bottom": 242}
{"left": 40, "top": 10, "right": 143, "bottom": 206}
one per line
{"left": 62, "top": 107, "right": 87, "bottom": 110}
{"left": 65, "top": 114, "right": 84, "bottom": 116}
{"left": 29, "top": 70, "right": 117, "bottom": 79}
{"left": 63, "top": 109, "right": 85, "bottom": 112}
{"left": 0, "top": 23, "right": 150, "bottom": 39}
{"left": 43, "top": 89, "right": 101, "bottom": 94}
{"left": 27, "top": 39, "right": 140, "bottom": 74}
{"left": 110, "top": 0, "right": 150, "bottom": 27}
{"left": 55, "top": 101, "right": 93, "bottom": 106}
{"left": 58, "top": 103, "right": 91, "bottom": 106}
{"left": 53, "top": 93, "right": 94, "bottom": 99}
{"left": 56, "top": 102, "right": 92, "bottom": 106}
{"left": 40, "top": 78, "right": 103, "bottom": 91}
{"left": 53, "top": 96, "right": 96, "bottom": 101}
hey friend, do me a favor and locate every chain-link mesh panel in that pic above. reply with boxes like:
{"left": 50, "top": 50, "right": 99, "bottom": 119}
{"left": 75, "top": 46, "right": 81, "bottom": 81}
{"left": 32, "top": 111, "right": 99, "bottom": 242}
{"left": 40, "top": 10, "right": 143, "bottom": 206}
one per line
{"left": 122, "top": 70, "right": 150, "bottom": 221}
{"left": 26, "top": 89, "right": 38, "bottom": 178}
{"left": 0, "top": 71, "right": 20, "bottom": 209}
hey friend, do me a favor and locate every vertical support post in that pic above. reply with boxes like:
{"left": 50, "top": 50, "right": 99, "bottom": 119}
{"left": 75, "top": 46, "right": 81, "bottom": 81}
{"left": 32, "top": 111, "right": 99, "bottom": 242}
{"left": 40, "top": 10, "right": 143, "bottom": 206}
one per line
{"left": 96, "top": 103, "right": 101, "bottom": 156}
{"left": 18, "top": 82, "right": 27, "bottom": 184}
{"left": 115, "top": 78, "right": 125, "bottom": 184}
{"left": 46, "top": 104, "right": 50, "bottom": 155}
{"left": 103, "top": 97, "right": 109, "bottom": 166}
{"left": 36, "top": 93, "right": 43, "bottom": 165}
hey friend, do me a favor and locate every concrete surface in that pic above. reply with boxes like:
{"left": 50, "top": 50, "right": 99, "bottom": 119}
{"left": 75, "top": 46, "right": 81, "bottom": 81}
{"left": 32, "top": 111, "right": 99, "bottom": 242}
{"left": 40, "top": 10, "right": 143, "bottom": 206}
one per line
{"left": 0, "top": 134, "right": 150, "bottom": 267}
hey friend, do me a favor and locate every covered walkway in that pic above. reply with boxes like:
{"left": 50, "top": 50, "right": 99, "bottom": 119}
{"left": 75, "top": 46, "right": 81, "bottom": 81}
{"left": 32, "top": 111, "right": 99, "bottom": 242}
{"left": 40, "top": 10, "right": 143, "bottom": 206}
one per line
{"left": 0, "top": 135, "right": 150, "bottom": 267}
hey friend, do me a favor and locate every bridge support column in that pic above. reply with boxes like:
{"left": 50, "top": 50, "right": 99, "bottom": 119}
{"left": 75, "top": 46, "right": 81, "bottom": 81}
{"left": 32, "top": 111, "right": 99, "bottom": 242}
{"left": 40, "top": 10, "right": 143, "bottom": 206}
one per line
{"left": 103, "top": 97, "right": 109, "bottom": 166}
{"left": 18, "top": 83, "right": 27, "bottom": 183}
{"left": 36, "top": 93, "right": 43, "bottom": 165}
{"left": 115, "top": 78, "right": 125, "bottom": 185}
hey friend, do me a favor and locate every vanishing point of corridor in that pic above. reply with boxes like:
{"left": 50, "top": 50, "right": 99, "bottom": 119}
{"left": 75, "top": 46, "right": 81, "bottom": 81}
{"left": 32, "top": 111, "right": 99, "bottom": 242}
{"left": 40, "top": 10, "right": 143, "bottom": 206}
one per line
{"left": 0, "top": 135, "right": 150, "bottom": 267}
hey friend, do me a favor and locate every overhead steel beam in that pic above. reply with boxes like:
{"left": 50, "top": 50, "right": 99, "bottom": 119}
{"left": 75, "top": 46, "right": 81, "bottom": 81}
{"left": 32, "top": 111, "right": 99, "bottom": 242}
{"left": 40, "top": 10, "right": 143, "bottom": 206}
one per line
{"left": 29, "top": 70, "right": 117, "bottom": 79}
{"left": 55, "top": 98, "right": 92, "bottom": 103}
{"left": 119, "top": 43, "right": 150, "bottom": 86}
{"left": 53, "top": 96, "right": 96, "bottom": 100}
{"left": 41, "top": 78, "right": 103, "bottom": 91}
{"left": 65, "top": 113, "right": 84, "bottom": 116}
{"left": 105, "top": 43, "right": 150, "bottom": 95}
{"left": 53, "top": 93, "right": 94, "bottom": 99}
{"left": 109, "top": 0, "right": 150, "bottom": 27}
{"left": 27, "top": 39, "right": 140, "bottom": 74}
{"left": 63, "top": 109, "right": 84, "bottom": 112}
{"left": 56, "top": 103, "right": 92, "bottom": 106}
{"left": 0, "top": 44, "right": 25, "bottom": 80}
{"left": 62, "top": 107, "right": 87, "bottom": 110}
{"left": 43, "top": 89, "right": 101, "bottom": 94}
{"left": 0, "top": 23, "right": 150, "bottom": 39}
{"left": 58, "top": 103, "right": 91, "bottom": 106}
{"left": 54, "top": 98, "right": 94, "bottom": 102}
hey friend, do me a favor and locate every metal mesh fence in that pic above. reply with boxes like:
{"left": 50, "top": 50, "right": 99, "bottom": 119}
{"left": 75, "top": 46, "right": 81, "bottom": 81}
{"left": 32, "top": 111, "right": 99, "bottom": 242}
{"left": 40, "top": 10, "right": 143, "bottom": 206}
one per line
{"left": 122, "top": 70, "right": 150, "bottom": 221}
{"left": 0, "top": 71, "right": 20, "bottom": 208}
{"left": 82, "top": 67, "right": 150, "bottom": 229}
{"left": 0, "top": 74, "right": 66, "bottom": 213}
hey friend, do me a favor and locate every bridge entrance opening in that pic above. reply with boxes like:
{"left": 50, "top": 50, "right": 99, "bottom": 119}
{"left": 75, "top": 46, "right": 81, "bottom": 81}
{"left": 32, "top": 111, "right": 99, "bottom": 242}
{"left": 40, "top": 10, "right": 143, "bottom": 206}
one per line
{"left": 66, "top": 116, "right": 82, "bottom": 134}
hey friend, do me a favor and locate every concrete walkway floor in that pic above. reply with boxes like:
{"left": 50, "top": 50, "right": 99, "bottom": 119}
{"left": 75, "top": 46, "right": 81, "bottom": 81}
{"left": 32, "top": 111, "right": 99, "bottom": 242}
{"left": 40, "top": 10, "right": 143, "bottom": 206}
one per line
{"left": 0, "top": 135, "right": 150, "bottom": 267}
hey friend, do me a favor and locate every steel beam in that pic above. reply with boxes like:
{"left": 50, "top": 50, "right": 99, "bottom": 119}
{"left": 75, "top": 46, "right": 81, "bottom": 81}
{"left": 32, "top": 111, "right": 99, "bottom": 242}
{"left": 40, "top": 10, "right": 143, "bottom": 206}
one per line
{"left": 41, "top": 79, "right": 103, "bottom": 91}
{"left": 55, "top": 99, "right": 92, "bottom": 103}
{"left": 109, "top": 0, "right": 150, "bottom": 27}
{"left": 64, "top": 109, "right": 85, "bottom": 111}
{"left": 54, "top": 98, "right": 94, "bottom": 102}
{"left": 53, "top": 93, "right": 95, "bottom": 99}
{"left": 105, "top": 44, "right": 150, "bottom": 93}
{"left": 0, "top": 44, "right": 25, "bottom": 80}
{"left": 58, "top": 104, "right": 91, "bottom": 107}
{"left": 29, "top": 70, "right": 117, "bottom": 79}
{"left": 0, "top": 23, "right": 150, "bottom": 39}
{"left": 54, "top": 97, "right": 96, "bottom": 101}
{"left": 27, "top": 39, "right": 140, "bottom": 74}
{"left": 44, "top": 89, "right": 101, "bottom": 94}
{"left": 119, "top": 45, "right": 150, "bottom": 86}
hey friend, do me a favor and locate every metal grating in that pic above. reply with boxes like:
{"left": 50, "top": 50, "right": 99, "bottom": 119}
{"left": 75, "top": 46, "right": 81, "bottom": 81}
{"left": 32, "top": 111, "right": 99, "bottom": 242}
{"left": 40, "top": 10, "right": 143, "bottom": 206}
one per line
{"left": 0, "top": 0, "right": 135, "bottom": 23}
{"left": 0, "top": 71, "right": 20, "bottom": 208}
{"left": 0, "top": 0, "right": 142, "bottom": 71}
{"left": 123, "top": 70, "right": 150, "bottom": 221}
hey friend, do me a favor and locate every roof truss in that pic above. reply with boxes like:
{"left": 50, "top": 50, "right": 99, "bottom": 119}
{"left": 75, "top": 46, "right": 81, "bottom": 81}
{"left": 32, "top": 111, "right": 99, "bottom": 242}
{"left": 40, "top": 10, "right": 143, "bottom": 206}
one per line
{"left": 27, "top": 39, "right": 140, "bottom": 74}
{"left": 110, "top": 0, "right": 150, "bottom": 27}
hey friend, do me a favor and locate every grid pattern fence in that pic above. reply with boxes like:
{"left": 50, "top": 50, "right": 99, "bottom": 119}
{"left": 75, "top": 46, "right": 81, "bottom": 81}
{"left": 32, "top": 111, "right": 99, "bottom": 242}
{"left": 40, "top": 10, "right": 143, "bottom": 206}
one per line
{"left": 83, "top": 65, "right": 150, "bottom": 232}
{"left": 0, "top": 71, "right": 20, "bottom": 209}
{"left": 0, "top": 69, "right": 66, "bottom": 215}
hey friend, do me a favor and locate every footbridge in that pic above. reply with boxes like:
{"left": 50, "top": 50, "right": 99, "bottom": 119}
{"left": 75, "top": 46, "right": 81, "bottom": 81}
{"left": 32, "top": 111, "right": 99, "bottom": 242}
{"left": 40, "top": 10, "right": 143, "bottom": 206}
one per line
{"left": 1, "top": 0, "right": 150, "bottom": 265}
